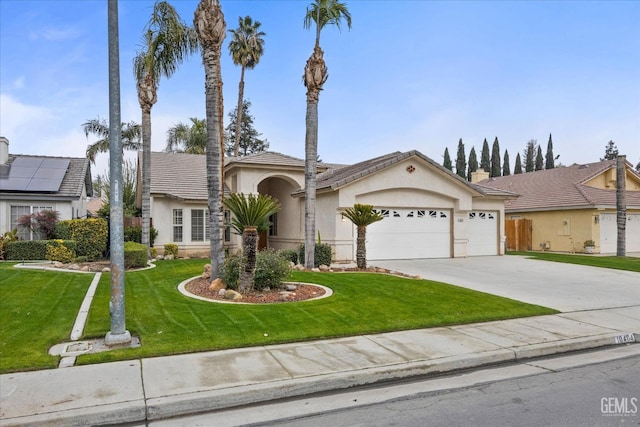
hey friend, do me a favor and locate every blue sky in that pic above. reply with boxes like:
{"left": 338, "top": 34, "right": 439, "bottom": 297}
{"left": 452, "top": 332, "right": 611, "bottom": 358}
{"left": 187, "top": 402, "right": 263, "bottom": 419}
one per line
{"left": 1, "top": 0, "right": 639, "bottom": 179}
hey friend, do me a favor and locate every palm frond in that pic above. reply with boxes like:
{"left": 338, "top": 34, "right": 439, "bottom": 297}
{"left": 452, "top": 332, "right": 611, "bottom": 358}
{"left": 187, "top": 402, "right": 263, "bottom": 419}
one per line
{"left": 223, "top": 193, "right": 280, "bottom": 234}
{"left": 342, "top": 204, "right": 384, "bottom": 227}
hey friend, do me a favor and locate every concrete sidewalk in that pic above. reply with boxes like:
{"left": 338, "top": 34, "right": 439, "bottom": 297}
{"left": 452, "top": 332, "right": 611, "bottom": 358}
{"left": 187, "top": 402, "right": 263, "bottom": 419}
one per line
{"left": 1, "top": 307, "right": 638, "bottom": 426}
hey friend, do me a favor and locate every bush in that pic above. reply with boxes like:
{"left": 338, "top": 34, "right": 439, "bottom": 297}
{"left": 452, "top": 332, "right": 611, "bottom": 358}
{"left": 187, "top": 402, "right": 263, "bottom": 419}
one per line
{"left": 150, "top": 247, "right": 158, "bottom": 259}
{"left": 298, "top": 243, "right": 332, "bottom": 268}
{"left": 124, "top": 241, "right": 148, "bottom": 269}
{"left": 254, "top": 249, "right": 292, "bottom": 291}
{"left": 220, "top": 253, "right": 241, "bottom": 291}
{"left": 55, "top": 218, "right": 108, "bottom": 260}
{"left": 45, "top": 240, "right": 76, "bottom": 263}
{"left": 279, "top": 249, "right": 298, "bottom": 265}
{"left": 6, "top": 240, "right": 48, "bottom": 260}
{"left": 0, "top": 229, "right": 18, "bottom": 260}
{"left": 123, "top": 226, "right": 158, "bottom": 247}
{"left": 164, "top": 243, "right": 178, "bottom": 258}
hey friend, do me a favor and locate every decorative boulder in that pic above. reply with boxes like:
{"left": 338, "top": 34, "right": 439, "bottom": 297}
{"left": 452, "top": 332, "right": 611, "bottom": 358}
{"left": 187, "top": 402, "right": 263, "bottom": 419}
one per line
{"left": 53, "top": 261, "right": 64, "bottom": 268}
{"left": 285, "top": 284, "right": 297, "bottom": 291}
{"left": 217, "top": 289, "right": 226, "bottom": 296}
{"left": 209, "top": 278, "right": 225, "bottom": 291}
{"left": 293, "top": 264, "right": 305, "bottom": 271}
{"left": 165, "top": 254, "right": 174, "bottom": 260}
{"left": 311, "top": 268, "right": 320, "bottom": 272}
{"left": 202, "top": 264, "right": 211, "bottom": 280}
{"left": 67, "top": 264, "right": 80, "bottom": 270}
{"left": 318, "top": 264, "right": 330, "bottom": 272}
{"left": 102, "top": 267, "right": 111, "bottom": 273}
{"left": 224, "top": 289, "right": 243, "bottom": 301}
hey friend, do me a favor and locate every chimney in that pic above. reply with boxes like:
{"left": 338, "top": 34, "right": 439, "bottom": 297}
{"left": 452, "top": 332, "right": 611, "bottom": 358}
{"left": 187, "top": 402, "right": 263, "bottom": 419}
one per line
{"left": 0, "top": 137, "right": 8, "bottom": 165}
{"left": 471, "top": 170, "right": 490, "bottom": 183}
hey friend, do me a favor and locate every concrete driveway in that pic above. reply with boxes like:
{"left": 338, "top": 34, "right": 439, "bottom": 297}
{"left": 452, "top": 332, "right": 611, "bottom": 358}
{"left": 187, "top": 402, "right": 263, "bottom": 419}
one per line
{"left": 372, "top": 256, "right": 640, "bottom": 312}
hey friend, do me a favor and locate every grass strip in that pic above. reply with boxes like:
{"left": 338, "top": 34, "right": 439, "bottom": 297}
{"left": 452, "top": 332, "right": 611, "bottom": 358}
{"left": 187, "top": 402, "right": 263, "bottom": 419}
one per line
{"left": 508, "top": 251, "right": 640, "bottom": 272}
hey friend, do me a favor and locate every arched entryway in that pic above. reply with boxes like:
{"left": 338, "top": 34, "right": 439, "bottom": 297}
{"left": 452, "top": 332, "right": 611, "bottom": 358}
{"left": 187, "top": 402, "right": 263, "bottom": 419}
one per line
{"left": 256, "top": 176, "right": 301, "bottom": 250}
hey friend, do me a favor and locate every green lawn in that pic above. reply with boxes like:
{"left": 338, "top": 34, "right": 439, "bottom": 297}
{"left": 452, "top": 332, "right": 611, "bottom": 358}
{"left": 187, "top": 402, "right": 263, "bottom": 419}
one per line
{"left": 0, "top": 263, "right": 93, "bottom": 373}
{"left": 508, "top": 251, "right": 640, "bottom": 272}
{"left": 1, "top": 259, "right": 557, "bottom": 373}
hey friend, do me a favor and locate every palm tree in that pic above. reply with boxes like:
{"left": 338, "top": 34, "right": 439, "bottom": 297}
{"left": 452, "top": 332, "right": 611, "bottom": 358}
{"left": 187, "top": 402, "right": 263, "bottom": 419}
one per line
{"left": 82, "top": 118, "right": 141, "bottom": 164}
{"left": 134, "top": 0, "right": 198, "bottom": 254}
{"left": 302, "top": 0, "right": 351, "bottom": 269}
{"left": 342, "top": 204, "right": 383, "bottom": 270}
{"left": 228, "top": 16, "right": 265, "bottom": 157}
{"left": 194, "top": 0, "right": 226, "bottom": 278}
{"left": 223, "top": 193, "right": 280, "bottom": 293}
{"left": 166, "top": 117, "right": 207, "bottom": 154}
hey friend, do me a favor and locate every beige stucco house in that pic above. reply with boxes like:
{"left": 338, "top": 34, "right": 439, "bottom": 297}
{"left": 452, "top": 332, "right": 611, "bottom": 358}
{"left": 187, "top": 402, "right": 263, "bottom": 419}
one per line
{"left": 139, "top": 150, "right": 516, "bottom": 261}
{"left": 478, "top": 159, "right": 640, "bottom": 254}
{"left": 0, "top": 137, "right": 93, "bottom": 240}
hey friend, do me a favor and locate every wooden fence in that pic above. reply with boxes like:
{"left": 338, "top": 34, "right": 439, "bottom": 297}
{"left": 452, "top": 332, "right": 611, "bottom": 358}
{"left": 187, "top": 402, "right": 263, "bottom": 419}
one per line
{"left": 505, "top": 219, "right": 532, "bottom": 251}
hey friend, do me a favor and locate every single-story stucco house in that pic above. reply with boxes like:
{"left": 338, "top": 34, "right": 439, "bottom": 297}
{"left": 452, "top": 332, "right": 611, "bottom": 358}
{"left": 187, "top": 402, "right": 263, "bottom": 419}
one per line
{"left": 477, "top": 159, "right": 640, "bottom": 254}
{"left": 0, "top": 137, "right": 93, "bottom": 240}
{"left": 138, "top": 149, "right": 516, "bottom": 262}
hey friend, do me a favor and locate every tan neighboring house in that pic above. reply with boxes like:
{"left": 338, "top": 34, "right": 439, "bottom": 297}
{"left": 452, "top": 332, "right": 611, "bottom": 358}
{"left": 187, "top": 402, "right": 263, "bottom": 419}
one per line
{"left": 139, "top": 150, "right": 515, "bottom": 261}
{"left": 477, "top": 159, "right": 640, "bottom": 254}
{"left": 0, "top": 137, "right": 93, "bottom": 239}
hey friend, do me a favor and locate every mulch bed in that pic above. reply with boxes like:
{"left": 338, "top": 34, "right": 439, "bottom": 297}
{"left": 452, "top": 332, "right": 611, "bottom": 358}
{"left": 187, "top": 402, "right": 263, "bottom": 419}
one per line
{"left": 184, "top": 277, "right": 326, "bottom": 304}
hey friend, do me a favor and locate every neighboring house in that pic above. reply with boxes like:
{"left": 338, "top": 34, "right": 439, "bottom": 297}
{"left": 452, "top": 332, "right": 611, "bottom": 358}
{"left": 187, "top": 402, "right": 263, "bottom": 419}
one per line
{"left": 139, "top": 149, "right": 515, "bottom": 261}
{"left": 0, "top": 137, "right": 93, "bottom": 239}
{"left": 477, "top": 160, "right": 640, "bottom": 254}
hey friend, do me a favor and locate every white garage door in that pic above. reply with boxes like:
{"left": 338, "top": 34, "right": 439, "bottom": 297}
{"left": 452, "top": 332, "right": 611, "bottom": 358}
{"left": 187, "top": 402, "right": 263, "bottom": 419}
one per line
{"left": 600, "top": 213, "right": 640, "bottom": 253}
{"left": 365, "top": 209, "right": 451, "bottom": 260}
{"left": 467, "top": 211, "right": 499, "bottom": 256}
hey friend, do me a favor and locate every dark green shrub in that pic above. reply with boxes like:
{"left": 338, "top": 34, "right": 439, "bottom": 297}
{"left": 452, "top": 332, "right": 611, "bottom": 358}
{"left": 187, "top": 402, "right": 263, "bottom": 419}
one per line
{"left": 55, "top": 218, "right": 108, "bottom": 260}
{"left": 164, "top": 243, "right": 178, "bottom": 258}
{"left": 124, "top": 241, "right": 147, "bottom": 269}
{"left": 279, "top": 249, "right": 298, "bottom": 265}
{"left": 297, "top": 243, "right": 332, "bottom": 268}
{"left": 254, "top": 249, "right": 291, "bottom": 291}
{"left": 123, "top": 226, "right": 158, "bottom": 247}
{"left": 45, "top": 240, "right": 77, "bottom": 263}
{"left": 220, "top": 253, "right": 241, "bottom": 291}
{"left": 0, "top": 229, "right": 19, "bottom": 260}
{"left": 6, "top": 240, "right": 47, "bottom": 260}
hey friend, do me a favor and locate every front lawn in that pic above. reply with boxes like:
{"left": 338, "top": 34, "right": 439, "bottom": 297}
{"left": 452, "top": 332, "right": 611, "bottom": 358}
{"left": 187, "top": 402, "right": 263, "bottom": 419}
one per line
{"left": 0, "top": 263, "right": 93, "bottom": 373}
{"left": 77, "top": 259, "right": 556, "bottom": 366}
{"left": 508, "top": 251, "right": 640, "bottom": 272}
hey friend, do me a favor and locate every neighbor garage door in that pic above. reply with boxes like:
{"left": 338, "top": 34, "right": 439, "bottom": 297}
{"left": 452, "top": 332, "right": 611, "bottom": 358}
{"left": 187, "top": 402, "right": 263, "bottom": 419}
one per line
{"left": 365, "top": 208, "right": 451, "bottom": 260}
{"left": 467, "top": 211, "right": 499, "bottom": 256}
{"left": 600, "top": 213, "right": 640, "bottom": 253}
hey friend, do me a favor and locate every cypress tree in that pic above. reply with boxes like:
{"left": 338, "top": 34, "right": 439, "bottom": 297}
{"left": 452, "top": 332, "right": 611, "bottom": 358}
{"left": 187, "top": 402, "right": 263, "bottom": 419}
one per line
{"left": 467, "top": 147, "right": 478, "bottom": 181}
{"left": 455, "top": 138, "right": 466, "bottom": 179}
{"left": 503, "top": 149, "right": 511, "bottom": 176}
{"left": 443, "top": 147, "right": 453, "bottom": 171}
{"left": 535, "top": 145, "right": 544, "bottom": 171}
{"left": 480, "top": 138, "right": 490, "bottom": 172}
{"left": 524, "top": 139, "right": 536, "bottom": 172}
{"left": 545, "top": 133, "right": 555, "bottom": 169}
{"left": 490, "top": 137, "right": 501, "bottom": 177}
{"left": 601, "top": 140, "right": 619, "bottom": 161}
{"left": 514, "top": 153, "right": 523, "bottom": 174}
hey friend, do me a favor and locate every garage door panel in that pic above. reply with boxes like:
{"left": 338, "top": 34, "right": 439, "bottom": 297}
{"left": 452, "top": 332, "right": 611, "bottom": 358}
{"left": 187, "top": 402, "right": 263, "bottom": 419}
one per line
{"left": 467, "top": 211, "right": 498, "bottom": 256}
{"left": 600, "top": 213, "right": 640, "bottom": 253}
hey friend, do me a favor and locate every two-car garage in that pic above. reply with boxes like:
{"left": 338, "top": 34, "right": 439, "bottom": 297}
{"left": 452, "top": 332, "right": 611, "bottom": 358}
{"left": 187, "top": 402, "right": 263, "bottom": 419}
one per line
{"left": 364, "top": 208, "right": 499, "bottom": 260}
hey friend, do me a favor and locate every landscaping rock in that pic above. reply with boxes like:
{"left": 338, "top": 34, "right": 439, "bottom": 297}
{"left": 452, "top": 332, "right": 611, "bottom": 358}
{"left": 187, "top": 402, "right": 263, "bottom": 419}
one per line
{"left": 67, "top": 264, "right": 80, "bottom": 270}
{"left": 318, "top": 265, "right": 330, "bottom": 272}
{"left": 293, "top": 264, "right": 305, "bottom": 271}
{"left": 102, "top": 267, "right": 111, "bottom": 273}
{"left": 311, "top": 268, "right": 320, "bottom": 272}
{"left": 53, "top": 261, "right": 63, "bottom": 268}
{"left": 279, "top": 291, "right": 295, "bottom": 301}
{"left": 209, "top": 278, "right": 225, "bottom": 291}
{"left": 285, "top": 284, "right": 297, "bottom": 291}
{"left": 218, "top": 289, "right": 226, "bottom": 296}
{"left": 165, "top": 254, "right": 174, "bottom": 260}
{"left": 80, "top": 266, "right": 90, "bottom": 272}
{"left": 224, "top": 289, "right": 243, "bottom": 301}
{"left": 202, "top": 264, "right": 211, "bottom": 280}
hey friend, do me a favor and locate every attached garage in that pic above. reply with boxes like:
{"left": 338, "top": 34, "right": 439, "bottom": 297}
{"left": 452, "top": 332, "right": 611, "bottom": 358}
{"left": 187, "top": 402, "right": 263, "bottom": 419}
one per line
{"left": 599, "top": 213, "right": 640, "bottom": 253}
{"left": 365, "top": 208, "right": 451, "bottom": 260}
{"left": 467, "top": 211, "right": 499, "bottom": 256}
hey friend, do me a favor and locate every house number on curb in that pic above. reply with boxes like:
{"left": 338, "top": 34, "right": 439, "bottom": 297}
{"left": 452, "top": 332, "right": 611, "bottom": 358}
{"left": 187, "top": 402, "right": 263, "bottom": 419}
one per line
{"left": 614, "top": 333, "right": 636, "bottom": 344}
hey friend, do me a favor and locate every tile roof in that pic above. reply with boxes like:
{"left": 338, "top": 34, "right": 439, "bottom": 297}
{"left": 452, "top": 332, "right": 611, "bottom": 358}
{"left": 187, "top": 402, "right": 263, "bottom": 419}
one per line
{"left": 226, "top": 151, "right": 308, "bottom": 169}
{"left": 0, "top": 154, "right": 91, "bottom": 199}
{"left": 150, "top": 152, "right": 209, "bottom": 200}
{"left": 479, "top": 159, "right": 640, "bottom": 211}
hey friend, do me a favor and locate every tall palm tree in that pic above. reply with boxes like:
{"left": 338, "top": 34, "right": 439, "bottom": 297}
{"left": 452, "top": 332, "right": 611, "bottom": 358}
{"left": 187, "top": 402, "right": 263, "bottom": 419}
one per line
{"left": 165, "top": 117, "right": 207, "bottom": 154}
{"left": 228, "top": 16, "right": 266, "bottom": 157}
{"left": 302, "top": 0, "right": 351, "bottom": 269}
{"left": 82, "top": 118, "right": 141, "bottom": 164}
{"left": 194, "top": 0, "right": 226, "bottom": 278}
{"left": 134, "top": 0, "right": 198, "bottom": 254}
{"left": 223, "top": 193, "right": 280, "bottom": 293}
{"left": 342, "top": 204, "right": 383, "bottom": 270}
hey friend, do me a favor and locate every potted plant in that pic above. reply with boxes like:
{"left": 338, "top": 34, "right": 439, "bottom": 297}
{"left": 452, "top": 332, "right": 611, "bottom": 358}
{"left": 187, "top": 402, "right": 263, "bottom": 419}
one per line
{"left": 583, "top": 240, "right": 595, "bottom": 254}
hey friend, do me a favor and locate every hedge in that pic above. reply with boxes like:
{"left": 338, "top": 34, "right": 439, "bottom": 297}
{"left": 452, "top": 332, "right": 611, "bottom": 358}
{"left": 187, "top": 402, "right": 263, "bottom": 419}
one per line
{"left": 124, "top": 241, "right": 148, "bottom": 269}
{"left": 55, "top": 218, "right": 108, "bottom": 260}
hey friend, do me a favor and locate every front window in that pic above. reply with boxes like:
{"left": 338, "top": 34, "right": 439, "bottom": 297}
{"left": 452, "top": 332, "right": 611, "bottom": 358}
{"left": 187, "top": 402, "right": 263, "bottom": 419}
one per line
{"left": 269, "top": 213, "right": 278, "bottom": 236}
{"left": 224, "top": 210, "right": 231, "bottom": 242}
{"left": 173, "top": 209, "right": 183, "bottom": 242}
{"left": 10, "top": 205, "right": 52, "bottom": 240}
{"left": 191, "top": 209, "right": 205, "bottom": 241}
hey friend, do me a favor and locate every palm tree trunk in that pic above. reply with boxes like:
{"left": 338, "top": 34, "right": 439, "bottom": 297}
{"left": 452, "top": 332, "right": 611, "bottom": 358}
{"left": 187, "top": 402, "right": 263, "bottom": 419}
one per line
{"left": 356, "top": 225, "right": 366, "bottom": 269}
{"left": 141, "top": 105, "right": 151, "bottom": 254}
{"left": 616, "top": 155, "right": 626, "bottom": 256}
{"left": 239, "top": 226, "right": 258, "bottom": 293}
{"left": 304, "top": 98, "right": 318, "bottom": 269}
{"left": 234, "top": 66, "right": 245, "bottom": 157}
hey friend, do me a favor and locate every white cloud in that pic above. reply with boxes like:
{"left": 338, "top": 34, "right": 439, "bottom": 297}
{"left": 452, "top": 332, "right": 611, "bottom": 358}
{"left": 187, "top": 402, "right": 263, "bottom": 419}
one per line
{"left": 0, "top": 94, "right": 55, "bottom": 141}
{"left": 29, "top": 26, "right": 81, "bottom": 42}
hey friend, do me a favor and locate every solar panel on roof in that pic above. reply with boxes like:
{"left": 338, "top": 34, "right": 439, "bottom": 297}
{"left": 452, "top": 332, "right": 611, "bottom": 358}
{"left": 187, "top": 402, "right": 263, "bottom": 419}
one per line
{"left": 0, "top": 157, "right": 69, "bottom": 192}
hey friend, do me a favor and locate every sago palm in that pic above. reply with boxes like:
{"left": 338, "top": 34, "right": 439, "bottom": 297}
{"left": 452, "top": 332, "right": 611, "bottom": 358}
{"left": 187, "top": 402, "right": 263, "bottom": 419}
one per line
{"left": 82, "top": 118, "right": 141, "bottom": 164}
{"left": 223, "top": 193, "right": 280, "bottom": 293}
{"left": 134, "top": 0, "right": 198, "bottom": 253}
{"left": 302, "top": 0, "right": 351, "bottom": 268}
{"left": 194, "top": 0, "right": 226, "bottom": 278}
{"left": 342, "top": 204, "right": 383, "bottom": 270}
{"left": 165, "top": 117, "right": 207, "bottom": 154}
{"left": 228, "top": 16, "right": 265, "bottom": 157}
